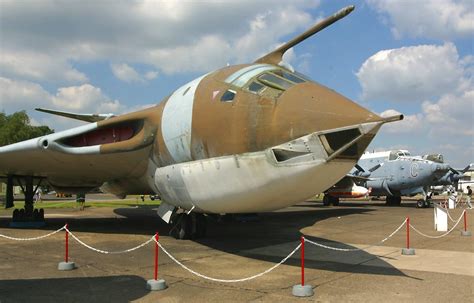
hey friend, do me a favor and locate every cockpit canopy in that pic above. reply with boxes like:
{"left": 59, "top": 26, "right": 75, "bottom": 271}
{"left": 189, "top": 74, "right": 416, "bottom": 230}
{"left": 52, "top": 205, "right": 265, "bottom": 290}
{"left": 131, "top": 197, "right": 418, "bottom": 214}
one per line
{"left": 222, "top": 64, "right": 309, "bottom": 102}
{"left": 388, "top": 150, "right": 411, "bottom": 161}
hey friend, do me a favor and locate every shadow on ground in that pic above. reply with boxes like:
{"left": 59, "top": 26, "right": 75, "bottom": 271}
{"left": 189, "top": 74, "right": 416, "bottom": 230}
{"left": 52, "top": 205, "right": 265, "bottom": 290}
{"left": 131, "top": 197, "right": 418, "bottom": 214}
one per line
{"left": 0, "top": 203, "right": 407, "bottom": 278}
{"left": 0, "top": 275, "right": 149, "bottom": 303}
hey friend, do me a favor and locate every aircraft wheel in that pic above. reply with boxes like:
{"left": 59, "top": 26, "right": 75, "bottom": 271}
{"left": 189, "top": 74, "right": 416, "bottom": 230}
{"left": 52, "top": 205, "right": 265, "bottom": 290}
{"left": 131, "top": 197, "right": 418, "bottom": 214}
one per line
{"left": 416, "top": 199, "right": 424, "bottom": 208}
{"left": 196, "top": 214, "right": 207, "bottom": 238}
{"left": 394, "top": 196, "right": 402, "bottom": 206}
{"left": 323, "top": 195, "right": 330, "bottom": 206}
{"left": 33, "top": 209, "right": 40, "bottom": 220}
{"left": 12, "top": 209, "right": 19, "bottom": 222}
{"left": 332, "top": 197, "right": 340, "bottom": 206}
{"left": 39, "top": 208, "right": 44, "bottom": 220}
{"left": 176, "top": 214, "right": 192, "bottom": 240}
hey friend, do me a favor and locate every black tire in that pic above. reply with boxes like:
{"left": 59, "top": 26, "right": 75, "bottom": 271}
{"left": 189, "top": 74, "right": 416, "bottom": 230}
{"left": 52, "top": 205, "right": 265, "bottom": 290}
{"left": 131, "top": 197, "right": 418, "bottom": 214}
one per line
{"left": 394, "top": 196, "right": 402, "bottom": 206}
{"left": 39, "top": 208, "right": 45, "bottom": 220}
{"left": 416, "top": 199, "right": 424, "bottom": 208}
{"left": 12, "top": 209, "right": 19, "bottom": 222}
{"left": 149, "top": 195, "right": 155, "bottom": 201}
{"left": 176, "top": 214, "right": 192, "bottom": 240}
{"left": 33, "top": 209, "right": 39, "bottom": 220}
{"left": 196, "top": 214, "right": 207, "bottom": 238}
{"left": 332, "top": 197, "right": 340, "bottom": 206}
{"left": 323, "top": 195, "right": 330, "bottom": 206}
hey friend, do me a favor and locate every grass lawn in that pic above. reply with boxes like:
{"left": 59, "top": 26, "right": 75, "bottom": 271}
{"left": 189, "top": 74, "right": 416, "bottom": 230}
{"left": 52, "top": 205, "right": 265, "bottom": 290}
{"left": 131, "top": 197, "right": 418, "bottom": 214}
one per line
{"left": 0, "top": 195, "right": 161, "bottom": 211}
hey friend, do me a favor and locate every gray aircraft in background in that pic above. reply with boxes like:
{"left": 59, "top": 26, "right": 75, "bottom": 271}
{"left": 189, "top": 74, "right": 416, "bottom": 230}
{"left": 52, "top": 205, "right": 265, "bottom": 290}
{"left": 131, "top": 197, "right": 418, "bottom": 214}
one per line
{"left": 324, "top": 150, "right": 456, "bottom": 208}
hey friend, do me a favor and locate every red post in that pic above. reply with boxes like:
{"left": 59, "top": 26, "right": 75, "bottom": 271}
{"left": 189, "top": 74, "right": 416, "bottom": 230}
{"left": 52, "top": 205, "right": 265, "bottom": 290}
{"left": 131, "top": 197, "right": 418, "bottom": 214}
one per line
{"left": 406, "top": 217, "right": 410, "bottom": 249}
{"left": 301, "top": 236, "right": 305, "bottom": 286}
{"left": 154, "top": 232, "right": 159, "bottom": 280}
{"left": 65, "top": 223, "right": 69, "bottom": 263}
{"left": 464, "top": 211, "right": 467, "bottom": 232}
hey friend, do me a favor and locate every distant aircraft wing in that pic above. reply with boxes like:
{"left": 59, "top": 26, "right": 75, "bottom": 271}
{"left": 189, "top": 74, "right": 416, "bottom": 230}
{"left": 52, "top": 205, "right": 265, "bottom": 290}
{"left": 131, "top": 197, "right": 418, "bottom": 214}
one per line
{"left": 35, "top": 108, "right": 115, "bottom": 123}
{"left": 0, "top": 108, "right": 156, "bottom": 192}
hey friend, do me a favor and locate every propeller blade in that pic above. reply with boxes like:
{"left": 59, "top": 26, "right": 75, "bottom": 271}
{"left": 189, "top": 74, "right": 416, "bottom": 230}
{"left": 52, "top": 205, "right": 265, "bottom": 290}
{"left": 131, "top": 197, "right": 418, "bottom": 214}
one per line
{"left": 461, "top": 164, "right": 472, "bottom": 173}
{"left": 355, "top": 164, "right": 365, "bottom": 172}
{"left": 369, "top": 162, "right": 383, "bottom": 173}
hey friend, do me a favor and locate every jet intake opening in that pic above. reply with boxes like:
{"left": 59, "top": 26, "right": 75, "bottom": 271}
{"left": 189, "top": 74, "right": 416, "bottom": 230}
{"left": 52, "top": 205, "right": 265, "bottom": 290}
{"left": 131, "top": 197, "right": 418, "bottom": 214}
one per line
{"left": 272, "top": 148, "right": 310, "bottom": 163}
{"left": 60, "top": 121, "right": 142, "bottom": 147}
{"left": 320, "top": 128, "right": 374, "bottom": 160}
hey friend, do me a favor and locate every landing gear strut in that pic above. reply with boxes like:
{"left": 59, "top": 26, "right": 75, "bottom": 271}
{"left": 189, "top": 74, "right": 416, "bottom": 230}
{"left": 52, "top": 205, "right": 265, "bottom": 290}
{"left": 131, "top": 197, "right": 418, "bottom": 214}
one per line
{"left": 170, "top": 213, "right": 207, "bottom": 240}
{"left": 9, "top": 175, "right": 45, "bottom": 227}
{"left": 385, "top": 196, "right": 401, "bottom": 206}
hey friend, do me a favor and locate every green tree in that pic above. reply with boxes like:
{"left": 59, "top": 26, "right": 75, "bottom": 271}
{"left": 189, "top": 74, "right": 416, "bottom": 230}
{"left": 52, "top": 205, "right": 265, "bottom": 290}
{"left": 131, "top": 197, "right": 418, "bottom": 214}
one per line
{"left": 0, "top": 111, "right": 54, "bottom": 146}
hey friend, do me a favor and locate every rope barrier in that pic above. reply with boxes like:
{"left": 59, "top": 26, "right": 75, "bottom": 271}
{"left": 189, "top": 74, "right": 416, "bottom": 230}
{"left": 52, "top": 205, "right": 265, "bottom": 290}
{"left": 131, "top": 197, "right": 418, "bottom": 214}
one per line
{"left": 157, "top": 240, "right": 301, "bottom": 283}
{"left": 0, "top": 225, "right": 65, "bottom": 241}
{"left": 446, "top": 207, "right": 457, "bottom": 223}
{"left": 410, "top": 210, "right": 466, "bottom": 239}
{"left": 304, "top": 218, "right": 407, "bottom": 252}
{"left": 65, "top": 228, "right": 155, "bottom": 254}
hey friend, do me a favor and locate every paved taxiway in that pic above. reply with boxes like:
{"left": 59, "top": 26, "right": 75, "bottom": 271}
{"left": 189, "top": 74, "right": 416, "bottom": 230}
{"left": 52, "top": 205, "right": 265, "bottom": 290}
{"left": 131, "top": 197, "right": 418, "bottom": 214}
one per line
{"left": 0, "top": 200, "right": 473, "bottom": 302}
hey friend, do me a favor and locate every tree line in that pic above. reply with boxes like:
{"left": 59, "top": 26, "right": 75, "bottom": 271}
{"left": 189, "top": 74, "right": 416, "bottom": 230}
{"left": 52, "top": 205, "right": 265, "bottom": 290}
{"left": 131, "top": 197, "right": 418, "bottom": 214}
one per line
{"left": 0, "top": 111, "right": 54, "bottom": 146}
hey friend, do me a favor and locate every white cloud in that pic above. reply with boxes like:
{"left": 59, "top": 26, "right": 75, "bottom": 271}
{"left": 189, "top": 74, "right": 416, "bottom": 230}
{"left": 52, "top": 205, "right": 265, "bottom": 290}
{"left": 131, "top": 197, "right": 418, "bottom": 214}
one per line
{"left": 0, "top": 50, "right": 88, "bottom": 84}
{"left": 0, "top": 0, "right": 317, "bottom": 76}
{"left": 0, "top": 77, "right": 128, "bottom": 130}
{"left": 361, "top": 42, "right": 473, "bottom": 167}
{"left": 0, "top": 77, "right": 51, "bottom": 112}
{"left": 51, "top": 84, "right": 123, "bottom": 113}
{"left": 110, "top": 63, "right": 144, "bottom": 83}
{"left": 380, "top": 109, "right": 423, "bottom": 134}
{"left": 368, "top": 0, "right": 474, "bottom": 40}
{"left": 0, "top": 1, "right": 322, "bottom": 130}
{"left": 422, "top": 90, "right": 474, "bottom": 136}
{"left": 357, "top": 43, "right": 469, "bottom": 102}
{"left": 144, "top": 71, "right": 158, "bottom": 80}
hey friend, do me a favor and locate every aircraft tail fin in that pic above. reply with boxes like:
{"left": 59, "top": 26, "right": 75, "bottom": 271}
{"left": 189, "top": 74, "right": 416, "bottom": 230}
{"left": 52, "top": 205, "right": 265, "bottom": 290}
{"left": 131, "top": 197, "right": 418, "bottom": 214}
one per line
{"left": 254, "top": 5, "right": 355, "bottom": 65}
{"left": 35, "top": 108, "right": 115, "bottom": 123}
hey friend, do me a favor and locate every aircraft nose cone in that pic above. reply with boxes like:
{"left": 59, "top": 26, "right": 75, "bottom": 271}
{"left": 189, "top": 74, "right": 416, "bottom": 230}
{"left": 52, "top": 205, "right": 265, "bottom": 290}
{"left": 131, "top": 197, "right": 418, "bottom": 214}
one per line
{"left": 272, "top": 82, "right": 381, "bottom": 140}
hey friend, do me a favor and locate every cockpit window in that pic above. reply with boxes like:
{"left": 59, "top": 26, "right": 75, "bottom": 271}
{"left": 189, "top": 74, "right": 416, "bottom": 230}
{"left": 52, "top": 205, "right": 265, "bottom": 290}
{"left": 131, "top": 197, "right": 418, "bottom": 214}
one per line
{"left": 248, "top": 81, "right": 265, "bottom": 93}
{"left": 272, "top": 70, "right": 306, "bottom": 84}
{"left": 221, "top": 89, "right": 236, "bottom": 102}
{"left": 258, "top": 73, "right": 293, "bottom": 91}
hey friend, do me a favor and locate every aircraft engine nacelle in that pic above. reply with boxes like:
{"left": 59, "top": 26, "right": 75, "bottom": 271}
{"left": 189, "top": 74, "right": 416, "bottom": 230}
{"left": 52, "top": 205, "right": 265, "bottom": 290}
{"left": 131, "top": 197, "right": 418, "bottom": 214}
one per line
{"left": 327, "top": 184, "right": 369, "bottom": 199}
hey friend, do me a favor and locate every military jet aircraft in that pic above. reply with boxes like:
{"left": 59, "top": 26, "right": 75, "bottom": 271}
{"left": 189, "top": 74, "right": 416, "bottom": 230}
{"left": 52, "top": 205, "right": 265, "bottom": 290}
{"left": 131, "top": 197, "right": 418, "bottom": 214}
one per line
{"left": 0, "top": 5, "right": 402, "bottom": 239}
{"left": 323, "top": 150, "right": 452, "bottom": 208}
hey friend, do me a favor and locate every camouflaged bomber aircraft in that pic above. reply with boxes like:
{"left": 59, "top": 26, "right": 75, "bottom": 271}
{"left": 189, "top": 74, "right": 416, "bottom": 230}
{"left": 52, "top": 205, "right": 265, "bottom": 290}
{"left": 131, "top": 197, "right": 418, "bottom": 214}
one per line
{"left": 0, "top": 6, "right": 402, "bottom": 239}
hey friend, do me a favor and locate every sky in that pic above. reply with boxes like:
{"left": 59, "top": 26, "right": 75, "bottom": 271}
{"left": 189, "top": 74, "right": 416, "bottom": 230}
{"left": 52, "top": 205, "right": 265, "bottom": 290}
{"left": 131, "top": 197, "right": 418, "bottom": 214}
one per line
{"left": 0, "top": 0, "right": 473, "bottom": 167}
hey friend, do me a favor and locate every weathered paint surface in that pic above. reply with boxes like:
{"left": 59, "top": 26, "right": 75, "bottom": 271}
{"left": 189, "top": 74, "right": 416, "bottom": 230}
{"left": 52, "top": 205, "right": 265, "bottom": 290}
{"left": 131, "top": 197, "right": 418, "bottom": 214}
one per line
{"left": 161, "top": 74, "right": 208, "bottom": 163}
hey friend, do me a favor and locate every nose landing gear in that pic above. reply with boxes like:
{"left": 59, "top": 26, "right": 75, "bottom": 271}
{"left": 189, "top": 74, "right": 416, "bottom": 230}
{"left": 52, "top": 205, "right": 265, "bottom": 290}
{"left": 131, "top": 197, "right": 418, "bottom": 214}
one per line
{"left": 169, "top": 213, "right": 207, "bottom": 240}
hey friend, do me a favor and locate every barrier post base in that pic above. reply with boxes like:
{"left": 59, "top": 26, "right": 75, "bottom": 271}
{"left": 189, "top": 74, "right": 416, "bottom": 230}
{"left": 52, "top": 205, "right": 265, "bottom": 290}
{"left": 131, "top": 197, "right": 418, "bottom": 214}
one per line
{"left": 58, "top": 261, "right": 75, "bottom": 271}
{"left": 461, "top": 230, "right": 472, "bottom": 237}
{"left": 401, "top": 248, "right": 415, "bottom": 255}
{"left": 146, "top": 279, "right": 167, "bottom": 291}
{"left": 292, "top": 284, "right": 314, "bottom": 297}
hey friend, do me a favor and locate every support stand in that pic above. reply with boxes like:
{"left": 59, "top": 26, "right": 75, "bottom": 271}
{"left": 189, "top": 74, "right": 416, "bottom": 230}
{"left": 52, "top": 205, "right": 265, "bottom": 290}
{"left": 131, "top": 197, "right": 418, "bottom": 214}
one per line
{"left": 292, "top": 236, "right": 314, "bottom": 297}
{"left": 461, "top": 211, "right": 471, "bottom": 237}
{"left": 402, "top": 217, "right": 415, "bottom": 255}
{"left": 58, "top": 223, "right": 75, "bottom": 270}
{"left": 147, "top": 232, "right": 167, "bottom": 291}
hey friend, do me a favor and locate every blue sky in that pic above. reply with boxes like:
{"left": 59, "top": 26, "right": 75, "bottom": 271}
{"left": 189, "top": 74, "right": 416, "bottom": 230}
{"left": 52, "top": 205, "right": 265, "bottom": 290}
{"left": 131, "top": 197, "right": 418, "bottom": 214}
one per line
{"left": 0, "top": 0, "right": 473, "bottom": 167}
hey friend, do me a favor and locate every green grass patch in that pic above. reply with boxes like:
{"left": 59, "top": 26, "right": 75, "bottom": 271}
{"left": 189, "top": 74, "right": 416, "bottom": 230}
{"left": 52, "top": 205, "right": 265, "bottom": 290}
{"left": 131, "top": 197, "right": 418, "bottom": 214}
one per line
{"left": 1, "top": 198, "right": 161, "bottom": 210}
